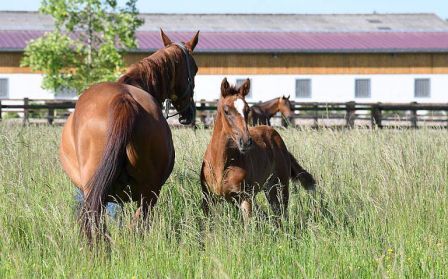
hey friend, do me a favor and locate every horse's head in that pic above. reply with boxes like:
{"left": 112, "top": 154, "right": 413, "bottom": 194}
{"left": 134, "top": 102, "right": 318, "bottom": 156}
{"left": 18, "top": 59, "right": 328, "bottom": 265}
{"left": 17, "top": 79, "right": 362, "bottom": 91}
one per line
{"left": 161, "top": 30, "right": 199, "bottom": 125}
{"left": 278, "top": 95, "right": 295, "bottom": 119}
{"left": 219, "top": 78, "right": 253, "bottom": 153}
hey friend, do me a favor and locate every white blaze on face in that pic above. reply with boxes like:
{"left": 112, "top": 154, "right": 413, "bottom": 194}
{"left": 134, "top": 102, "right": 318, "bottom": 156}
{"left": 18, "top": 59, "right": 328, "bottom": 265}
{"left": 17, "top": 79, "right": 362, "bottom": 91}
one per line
{"left": 234, "top": 98, "right": 246, "bottom": 119}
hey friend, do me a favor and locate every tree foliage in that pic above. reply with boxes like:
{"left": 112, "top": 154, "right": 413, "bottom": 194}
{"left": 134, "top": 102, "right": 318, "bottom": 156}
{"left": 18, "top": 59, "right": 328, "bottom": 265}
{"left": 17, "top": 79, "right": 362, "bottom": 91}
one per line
{"left": 21, "top": 0, "right": 144, "bottom": 94}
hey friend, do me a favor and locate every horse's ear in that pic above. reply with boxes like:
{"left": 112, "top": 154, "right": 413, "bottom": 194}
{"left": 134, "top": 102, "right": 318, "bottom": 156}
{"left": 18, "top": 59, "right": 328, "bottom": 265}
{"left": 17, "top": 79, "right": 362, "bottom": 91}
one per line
{"left": 239, "top": 78, "right": 251, "bottom": 97}
{"left": 221, "top": 77, "right": 230, "bottom": 97}
{"left": 160, "top": 28, "right": 172, "bottom": 47}
{"left": 286, "top": 94, "right": 290, "bottom": 100}
{"left": 185, "top": 30, "right": 200, "bottom": 51}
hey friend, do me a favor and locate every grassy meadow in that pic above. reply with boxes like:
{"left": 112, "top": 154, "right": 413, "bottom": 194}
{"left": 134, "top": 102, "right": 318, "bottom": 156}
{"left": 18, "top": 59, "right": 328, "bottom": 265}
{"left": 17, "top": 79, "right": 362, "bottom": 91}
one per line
{"left": 0, "top": 123, "right": 447, "bottom": 278}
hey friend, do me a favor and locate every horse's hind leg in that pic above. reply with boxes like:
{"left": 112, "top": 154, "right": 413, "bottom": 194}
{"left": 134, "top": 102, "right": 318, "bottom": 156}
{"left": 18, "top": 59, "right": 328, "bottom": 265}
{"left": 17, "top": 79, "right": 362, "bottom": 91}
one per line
{"left": 264, "top": 179, "right": 289, "bottom": 224}
{"left": 74, "top": 188, "right": 84, "bottom": 217}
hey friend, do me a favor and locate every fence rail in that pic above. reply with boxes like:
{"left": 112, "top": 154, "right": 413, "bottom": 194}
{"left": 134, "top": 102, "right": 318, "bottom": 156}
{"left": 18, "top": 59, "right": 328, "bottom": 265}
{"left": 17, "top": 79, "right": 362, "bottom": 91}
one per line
{"left": 1, "top": 98, "right": 448, "bottom": 128}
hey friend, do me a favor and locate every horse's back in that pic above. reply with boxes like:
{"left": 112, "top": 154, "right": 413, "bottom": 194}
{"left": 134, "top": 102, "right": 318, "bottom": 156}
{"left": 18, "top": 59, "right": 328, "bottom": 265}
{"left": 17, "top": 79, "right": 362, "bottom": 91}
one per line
{"left": 249, "top": 125, "right": 287, "bottom": 151}
{"left": 245, "top": 125, "right": 291, "bottom": 183}
{"left": 74, "top": 82, "right": 163, "bottom": 122}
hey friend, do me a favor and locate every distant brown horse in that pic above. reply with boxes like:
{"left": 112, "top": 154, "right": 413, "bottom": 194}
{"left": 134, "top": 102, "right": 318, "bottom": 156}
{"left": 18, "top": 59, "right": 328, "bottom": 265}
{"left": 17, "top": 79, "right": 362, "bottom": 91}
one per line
{"left": 200, "top": 78, "right": 315, "bottom": 222}
{"left": 60, "top": 30, "right": 199, "bottom": 242}
{"left": 249, "top": 95, "right": 295, "bottom": 126}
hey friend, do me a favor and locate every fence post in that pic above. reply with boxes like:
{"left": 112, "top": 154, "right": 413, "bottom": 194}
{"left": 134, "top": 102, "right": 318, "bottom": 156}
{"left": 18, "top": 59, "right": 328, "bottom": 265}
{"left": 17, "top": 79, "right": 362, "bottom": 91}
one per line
{"left": 371, "top": 103, "right": 382, "bottom": 128}
{"left": 410, "top": 102, "right": 418, "bottom": 128}
{"left": 345, "top": 101, "right": 356, "bottom": 128}
{"left": 47, "top": 106, "right": 55, "bottom": 125}
{"left": 313, "top": 103, "right": 318, "bottom": 128}
{"left": 23, "top": 97, "right": 29, "bottom": 125}
{"left": 290, "top": 101, "right": 296, "bottom": 127}
{"left": 446, "top": 109, "right": 448, "bottom": 129}
{"left": 199, "top": 99, "right": 206, "bottom": 126}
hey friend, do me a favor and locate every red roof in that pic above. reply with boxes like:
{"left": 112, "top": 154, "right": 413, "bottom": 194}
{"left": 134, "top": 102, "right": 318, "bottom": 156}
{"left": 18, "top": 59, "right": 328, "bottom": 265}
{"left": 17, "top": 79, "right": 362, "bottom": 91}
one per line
{"left": 2, "top": 30, "right": 448, "bottom": 53}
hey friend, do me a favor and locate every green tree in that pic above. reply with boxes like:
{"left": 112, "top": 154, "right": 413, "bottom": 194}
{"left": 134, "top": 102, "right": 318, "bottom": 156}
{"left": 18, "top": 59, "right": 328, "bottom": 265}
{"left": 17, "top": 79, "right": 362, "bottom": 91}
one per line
{"left": 21, "top": 0, "right": 143, "bottom": 94}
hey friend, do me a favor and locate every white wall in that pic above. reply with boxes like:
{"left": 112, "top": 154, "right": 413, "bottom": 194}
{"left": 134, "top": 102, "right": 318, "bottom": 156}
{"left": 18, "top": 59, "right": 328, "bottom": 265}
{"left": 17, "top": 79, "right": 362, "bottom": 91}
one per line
{"left": 0, "top": 73, "right": 77, "bottom": 100}
{"left": 194, "top": 74, "right": 448, "bottom": 103}
{"left": 2, "top": 73, "right": 448, "bottom": 103}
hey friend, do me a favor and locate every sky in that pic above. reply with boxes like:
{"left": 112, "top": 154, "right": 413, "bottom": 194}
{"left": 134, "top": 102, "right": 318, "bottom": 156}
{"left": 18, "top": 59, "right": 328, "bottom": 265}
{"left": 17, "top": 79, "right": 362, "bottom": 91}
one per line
{"left": 1, "top": 0, "right": 447, "bottom": 19}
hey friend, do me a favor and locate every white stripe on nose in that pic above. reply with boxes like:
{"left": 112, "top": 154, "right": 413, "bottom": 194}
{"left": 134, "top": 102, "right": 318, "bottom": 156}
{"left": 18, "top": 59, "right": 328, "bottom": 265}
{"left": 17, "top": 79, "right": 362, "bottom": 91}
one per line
{"left": 234, "top": 98, "right": 245, "bottom": 119}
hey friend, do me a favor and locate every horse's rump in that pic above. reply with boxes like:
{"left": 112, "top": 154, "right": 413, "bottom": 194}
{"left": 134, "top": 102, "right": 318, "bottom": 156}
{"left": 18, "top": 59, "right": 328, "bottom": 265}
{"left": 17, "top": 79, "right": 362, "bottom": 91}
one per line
{"left": 80, "top": 89, "right": 139, "bottom": 239}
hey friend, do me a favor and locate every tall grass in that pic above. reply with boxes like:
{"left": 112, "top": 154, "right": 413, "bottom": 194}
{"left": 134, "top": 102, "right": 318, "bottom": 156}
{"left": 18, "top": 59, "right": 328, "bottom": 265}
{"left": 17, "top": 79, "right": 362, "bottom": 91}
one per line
{"left": 0, "top": 124, "right": 447, "bottom": 278}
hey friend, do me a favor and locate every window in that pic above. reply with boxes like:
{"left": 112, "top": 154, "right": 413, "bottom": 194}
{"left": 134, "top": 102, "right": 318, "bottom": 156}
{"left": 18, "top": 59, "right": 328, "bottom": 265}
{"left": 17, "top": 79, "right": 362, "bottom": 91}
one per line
{"left": 0, "top": 78, "right": 8, "bottom": 98}
{"left": 414, "top": 79, "right": 430, "bottom": 98}
{"left": 355, "top": 79, "right": 371, "bottom": 98}
{"left": 236, "top": 79, "right": 252, "bottom": 98}
{"left": 295, "top": 79, "right": 312, "bottom": 98}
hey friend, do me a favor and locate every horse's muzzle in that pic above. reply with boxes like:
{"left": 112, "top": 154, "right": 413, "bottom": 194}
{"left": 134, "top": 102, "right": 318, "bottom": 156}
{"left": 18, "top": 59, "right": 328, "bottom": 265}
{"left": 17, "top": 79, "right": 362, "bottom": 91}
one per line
{"left": 237, "top": 137, "right": 254, "bottom": 154}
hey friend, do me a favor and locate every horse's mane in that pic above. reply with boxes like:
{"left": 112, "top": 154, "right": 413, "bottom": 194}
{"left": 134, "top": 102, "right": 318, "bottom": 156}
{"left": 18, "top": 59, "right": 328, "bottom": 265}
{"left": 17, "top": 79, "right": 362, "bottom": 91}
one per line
{"left": 118, "top": 47, "right": 182, "bottom": 102}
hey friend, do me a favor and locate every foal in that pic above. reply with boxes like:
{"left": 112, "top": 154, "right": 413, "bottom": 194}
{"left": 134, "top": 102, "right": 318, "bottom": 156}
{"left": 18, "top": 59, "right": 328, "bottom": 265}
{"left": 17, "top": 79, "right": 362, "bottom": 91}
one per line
{"left": 200, "top": 78, "right": 315, "bottom": 222}
{"left": 249, "top": 95, "right": 295, "bottom": 126}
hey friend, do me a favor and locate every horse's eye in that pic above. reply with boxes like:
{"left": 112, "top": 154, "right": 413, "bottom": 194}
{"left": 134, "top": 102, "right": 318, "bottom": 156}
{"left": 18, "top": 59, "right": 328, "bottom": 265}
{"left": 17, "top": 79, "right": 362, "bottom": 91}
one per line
{"left": 224, "top": 106, "right": 230, "bottom": 115}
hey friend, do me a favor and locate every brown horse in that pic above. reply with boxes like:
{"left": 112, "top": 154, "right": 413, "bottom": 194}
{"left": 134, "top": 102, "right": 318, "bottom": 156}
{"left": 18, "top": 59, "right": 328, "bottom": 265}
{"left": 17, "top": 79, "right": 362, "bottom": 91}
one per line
{"left": 60, "top": 30, "right": 199, "bottom": 242}
{"left": 200, "top": 78, "right": 315, "bottom": 223}
{"left": 249, "top": 95, "right": 295, "bottom": 126}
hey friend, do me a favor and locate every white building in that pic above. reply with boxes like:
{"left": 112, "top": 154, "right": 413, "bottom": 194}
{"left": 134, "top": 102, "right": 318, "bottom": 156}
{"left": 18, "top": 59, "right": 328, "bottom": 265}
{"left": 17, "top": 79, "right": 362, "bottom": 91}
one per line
{"left": 0, "top": 12, "right": 448, "bottom": 103}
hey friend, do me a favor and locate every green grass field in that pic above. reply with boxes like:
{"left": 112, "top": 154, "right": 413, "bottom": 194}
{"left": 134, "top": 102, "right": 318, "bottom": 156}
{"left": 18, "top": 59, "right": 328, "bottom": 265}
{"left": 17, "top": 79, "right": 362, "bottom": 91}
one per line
{"left": 0, "top": 124, "right": 447, "bottom": 278}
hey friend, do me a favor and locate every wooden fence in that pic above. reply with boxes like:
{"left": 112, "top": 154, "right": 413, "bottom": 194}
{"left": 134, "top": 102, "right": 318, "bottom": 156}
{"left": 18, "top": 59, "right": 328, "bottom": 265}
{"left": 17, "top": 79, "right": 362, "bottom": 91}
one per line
{"left": 1, "top": 98, "right": 448, "bottom": 128}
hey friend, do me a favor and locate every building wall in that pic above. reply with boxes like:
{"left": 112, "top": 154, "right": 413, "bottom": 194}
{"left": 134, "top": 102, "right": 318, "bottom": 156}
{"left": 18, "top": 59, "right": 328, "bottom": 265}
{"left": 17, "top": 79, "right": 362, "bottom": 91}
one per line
{"left": 195, "top": 74, "right": 448, "bottom": 103}
{"left": 1, "top": 72, "right": 446, "bottom": 104}
{"left": 1, "top": 52, "right": 447, "bottom": 103}
{"left": 5, "top": 52, "right": 448, "bottom": 75}
{"left": 0, "top": 73, "right": 54, "bottom": 99}
{"left": 126, "top": 53, "right": 448, "bottom": 75}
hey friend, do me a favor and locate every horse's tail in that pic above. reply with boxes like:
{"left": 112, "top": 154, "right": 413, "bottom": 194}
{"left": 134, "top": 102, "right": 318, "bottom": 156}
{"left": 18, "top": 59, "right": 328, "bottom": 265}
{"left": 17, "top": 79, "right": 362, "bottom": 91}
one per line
{"left": 80, "top": 90, "right": 139, "bottom": 242}
{"left": 288, "top": 151, "right": 316, "bottom": 191}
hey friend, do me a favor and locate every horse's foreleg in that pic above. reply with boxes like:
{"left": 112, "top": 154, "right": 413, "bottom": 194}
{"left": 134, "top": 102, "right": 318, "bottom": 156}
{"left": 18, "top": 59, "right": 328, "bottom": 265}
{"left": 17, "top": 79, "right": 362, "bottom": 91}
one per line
{"left": 229, "top": 190, "right": 253, "bottom": 225}
{"left": 240, "top": 198, "right": 253, "bottom": 225}
{"left": 132, "top": 189, "right": 160, "bottom": 230}
{"left": 201, "top": 181, "right": 216, "bottom": 217}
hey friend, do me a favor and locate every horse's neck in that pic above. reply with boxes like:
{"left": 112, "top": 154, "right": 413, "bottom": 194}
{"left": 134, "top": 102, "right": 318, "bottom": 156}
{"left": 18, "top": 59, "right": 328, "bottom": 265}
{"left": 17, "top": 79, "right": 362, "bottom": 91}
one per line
{"left": 210, "top": 111, "right": 227, "bottom": 149}
{"left": 119, "top": 55, "right": 174, "bottom": 105}
{"left": 208, "top": 111, "right": 232, "bottom": 169}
